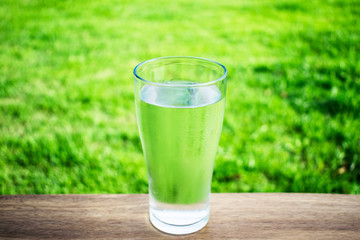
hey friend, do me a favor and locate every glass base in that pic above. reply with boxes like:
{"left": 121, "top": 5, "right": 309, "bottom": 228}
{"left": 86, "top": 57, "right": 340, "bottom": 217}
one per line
{"left": 150, "top": 209, "right": 209, "bottom": 235}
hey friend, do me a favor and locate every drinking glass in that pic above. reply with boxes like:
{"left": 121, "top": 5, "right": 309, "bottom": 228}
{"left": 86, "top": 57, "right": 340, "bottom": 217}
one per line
{"left": 133, "top": 56, "right": 227, "bottom": 235}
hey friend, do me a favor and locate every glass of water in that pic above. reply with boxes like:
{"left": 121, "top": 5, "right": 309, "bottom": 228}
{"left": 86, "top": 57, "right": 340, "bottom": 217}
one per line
{"left": 133, "top": 56, "right": 227, "bottom": 235}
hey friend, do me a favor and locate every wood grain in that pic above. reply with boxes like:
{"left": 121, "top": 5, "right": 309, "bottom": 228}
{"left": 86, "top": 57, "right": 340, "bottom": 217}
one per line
{"left": 0, "top": 193, "right": 359, "bottom": 239}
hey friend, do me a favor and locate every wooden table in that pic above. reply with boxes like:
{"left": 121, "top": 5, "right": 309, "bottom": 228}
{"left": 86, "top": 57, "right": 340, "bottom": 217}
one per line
{"left": 0, "top": 193, "right": 359, "bottom": 239}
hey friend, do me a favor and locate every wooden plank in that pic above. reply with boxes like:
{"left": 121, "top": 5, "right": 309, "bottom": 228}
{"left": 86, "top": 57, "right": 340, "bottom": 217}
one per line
{"left": 0, "top": 193, "right": 359, "bottom": 239}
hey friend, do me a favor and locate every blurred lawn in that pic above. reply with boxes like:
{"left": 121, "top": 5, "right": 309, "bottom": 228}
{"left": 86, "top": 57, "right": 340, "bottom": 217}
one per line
{"left": 0, "top": 0, "right": 359, "bottom": 194}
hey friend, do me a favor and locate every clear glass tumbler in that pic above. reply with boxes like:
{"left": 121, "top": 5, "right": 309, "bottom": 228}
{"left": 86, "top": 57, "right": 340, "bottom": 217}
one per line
{"left": 133, "top": 56, "right": 227, "bottom": 235}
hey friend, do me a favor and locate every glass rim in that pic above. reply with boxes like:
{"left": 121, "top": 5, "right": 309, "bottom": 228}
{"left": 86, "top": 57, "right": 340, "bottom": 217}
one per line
{"left": 133, "top": 56, "right": 227, "bottom": 87}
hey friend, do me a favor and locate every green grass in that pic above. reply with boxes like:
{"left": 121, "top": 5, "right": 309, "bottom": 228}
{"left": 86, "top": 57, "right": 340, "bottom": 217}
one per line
{"left": 1, "top": 0, "right": 359, "bottom": 194}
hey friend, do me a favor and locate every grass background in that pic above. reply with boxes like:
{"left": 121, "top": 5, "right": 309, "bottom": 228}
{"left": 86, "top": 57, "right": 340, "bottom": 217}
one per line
{"left": 1, "top": 0, "right": 359, "bottom": 194}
